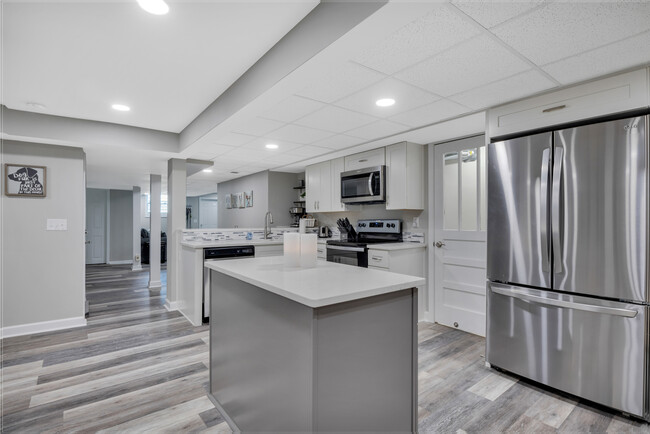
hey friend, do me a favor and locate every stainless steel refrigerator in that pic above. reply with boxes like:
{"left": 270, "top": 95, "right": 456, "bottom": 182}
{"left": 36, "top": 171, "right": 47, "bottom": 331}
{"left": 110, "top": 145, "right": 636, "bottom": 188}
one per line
{"left": 486, "top": 115, "right": 649, "bottom": 418}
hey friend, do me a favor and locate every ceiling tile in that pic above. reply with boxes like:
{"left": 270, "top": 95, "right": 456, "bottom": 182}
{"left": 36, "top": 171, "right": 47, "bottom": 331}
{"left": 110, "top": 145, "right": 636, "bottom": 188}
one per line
{"left": 295, "top": 61, "right": 386, "bottom": 103}
{"left": 542, "top": 31, "right": 650, "bottom": 85}
{"left": 287, "top": 145, "right": 333, "bottom": 158}
{"left": 395, "top": 35, "right": 530, "bottom": 97}
{"left": 389, "top": 99, "right": 470, "bottom": 128}
{"left": 260, "top": 95, "right": 326, "bottom": 123}
{"left": 242, "top": 137, "right": 303, "bottom": 153}
{"left": 266, "top": 124, "right": 333, "bottom": 144}
{"left": 212, "top": 155, "right": 251, "bottom": 170}
{"left": 213, "top": 132, "right": 257, "bottom": 146}
{"left": 295, "top": 105, "right": 377, "bottom": 134}
{"left": 192, "top": 144, "right": 237, "bottom": 160}
{"left": 452, "top": 1, "right": 545, "bottom": 29}
{"left": 264, "top": 153, "right": 306, "bottom": 165}
{"left": 221, "top": 147, "right": 266, "bottom": 162}
{"left": 345, "top": 120, "right": 410, "bottom": 141}
{"left": 492, "top": 2, "right": 650, "bottom": 66}
{"left": 311, "top": 134, "right": 361, "bottom": 150}
{"left": 449, "top": 70, "right": 557, "bottom": 110}
{"left": 352, "top": 4, "right": 481, "bottom": 75}
{"left": 333, "top": 78, "right": 440, "bottom": 118}
{"left": 232, "top": 117, "right": 285, "bottom": 137}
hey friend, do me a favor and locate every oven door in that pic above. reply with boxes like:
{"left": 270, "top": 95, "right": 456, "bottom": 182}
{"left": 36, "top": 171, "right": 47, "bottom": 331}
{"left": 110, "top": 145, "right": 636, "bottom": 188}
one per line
{"left": 341, "top": 166, "right": 385, "bottom": 204}
{"left": 326, "top": 245, "right": 368, "bottom": 268}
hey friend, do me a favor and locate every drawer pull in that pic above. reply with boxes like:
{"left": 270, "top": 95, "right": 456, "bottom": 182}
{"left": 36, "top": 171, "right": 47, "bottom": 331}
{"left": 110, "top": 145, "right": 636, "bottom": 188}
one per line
{"left": 358, "top": 159, "right": 368, "bottom": 163}
{"left": 371, "top": 256, "right": 382, "bottom": 261}
{"left": 542, "top": 104, "right": 566, "bottom": 113}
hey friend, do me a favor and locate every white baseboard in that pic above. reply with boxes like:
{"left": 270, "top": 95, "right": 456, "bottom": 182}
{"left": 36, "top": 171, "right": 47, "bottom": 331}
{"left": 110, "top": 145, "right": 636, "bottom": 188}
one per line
{"left": 107, "top": 260, "right": 134, "bottom": 265}
{"left": 165, "top": 300, "right": 179, "bottom": 311}
{"left": 1, "top": 316, "right": 87, "bottom": 339}
{"left": 132, "top": 263, "right": 143, "bottom": 271}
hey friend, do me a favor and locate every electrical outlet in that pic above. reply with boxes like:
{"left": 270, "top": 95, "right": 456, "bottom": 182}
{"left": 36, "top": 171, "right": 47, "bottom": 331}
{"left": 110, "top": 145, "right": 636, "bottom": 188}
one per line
{"left": 135, "top": 255, "right": 140, "bottom": 262}
{"left": 412, "top": 217, "right": 420, "bottom": 228}
{"left": 46, "top": 219, "right": 68, "bottom": 231}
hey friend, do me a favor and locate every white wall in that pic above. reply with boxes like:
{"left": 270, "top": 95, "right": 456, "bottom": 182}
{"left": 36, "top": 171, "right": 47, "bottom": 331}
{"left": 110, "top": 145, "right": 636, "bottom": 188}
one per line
{"left": 1, "top": 140, "right": 86, "bottom": 333}
{"left": 217, "top": 171, "right": 270, "bottom": 228}
{"left": 269, "top": 171, "right": 300, "bottom": 227}
{"left": 109, "top": 189, "right": 133, "bottom": 262}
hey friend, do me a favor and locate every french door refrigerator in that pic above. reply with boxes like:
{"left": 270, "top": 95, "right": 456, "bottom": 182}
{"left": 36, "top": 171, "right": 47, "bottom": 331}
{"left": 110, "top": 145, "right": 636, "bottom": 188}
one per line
{"left": 486, "top": 115, "right": 649, "bottom": 418}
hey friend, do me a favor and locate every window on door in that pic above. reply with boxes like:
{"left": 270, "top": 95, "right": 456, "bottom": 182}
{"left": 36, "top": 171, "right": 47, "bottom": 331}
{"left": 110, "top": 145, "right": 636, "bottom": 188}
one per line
{"left": 442, "top": 147, "right": 486, "bottom": 232}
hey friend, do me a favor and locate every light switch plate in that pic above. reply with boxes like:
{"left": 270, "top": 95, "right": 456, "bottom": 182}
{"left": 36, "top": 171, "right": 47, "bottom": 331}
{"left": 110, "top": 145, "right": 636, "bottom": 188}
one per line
{"left": 47, "top": 219, "right": 67, "bottom": 231}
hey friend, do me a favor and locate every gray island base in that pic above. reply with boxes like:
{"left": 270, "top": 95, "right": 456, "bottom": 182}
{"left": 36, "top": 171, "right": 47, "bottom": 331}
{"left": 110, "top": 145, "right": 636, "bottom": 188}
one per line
{"left": 205, "top": 256, "right": 424, "bottom": 433}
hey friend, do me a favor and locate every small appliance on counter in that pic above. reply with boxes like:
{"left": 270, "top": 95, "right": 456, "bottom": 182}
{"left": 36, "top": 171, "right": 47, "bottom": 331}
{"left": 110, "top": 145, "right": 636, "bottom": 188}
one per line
{"left": 318, "top": 226, "right": 332, "bottom": 238}
{"left": 327, "top": 219, "right": 402, "bottom": 267}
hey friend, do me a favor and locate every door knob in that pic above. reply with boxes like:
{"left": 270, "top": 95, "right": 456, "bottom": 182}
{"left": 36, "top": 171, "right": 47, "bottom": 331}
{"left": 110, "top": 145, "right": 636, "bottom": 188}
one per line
{"left": 85, "top": 241, "right": 91, "bottom": 244}
{"left": 435, "top": 241, "right": 446, "bottom": 248}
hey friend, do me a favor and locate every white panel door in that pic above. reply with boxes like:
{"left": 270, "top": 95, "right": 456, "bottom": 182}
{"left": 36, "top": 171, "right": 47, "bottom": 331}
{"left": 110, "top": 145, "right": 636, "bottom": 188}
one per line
{"left": 86, "top": 189, "right": 106, "bottom": 264}
{"left": 433, "top": 135, "right": 487, "bottom": 336}
{"left": 199, "top": 198, "right": 218, "bottom": 228}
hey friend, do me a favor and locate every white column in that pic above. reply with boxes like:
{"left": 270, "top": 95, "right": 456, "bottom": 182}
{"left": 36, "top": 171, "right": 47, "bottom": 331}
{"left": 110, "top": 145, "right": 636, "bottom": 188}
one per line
{"left": 132, "top": 186, "right": 143, "bottom": 271}
{"left": 166, "top": 158, "right": 186, "bottom": 311}
{"left": 149, "top": 174, "right": 162, "bottom": 292}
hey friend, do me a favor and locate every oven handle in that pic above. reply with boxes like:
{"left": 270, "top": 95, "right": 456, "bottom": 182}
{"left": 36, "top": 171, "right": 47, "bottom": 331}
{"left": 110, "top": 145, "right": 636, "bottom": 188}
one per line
{"left": 327, "top": 245, "right": 366, "bottom": 252}
{"left": 491, "top": 283, "right": 638, "bottom": 318}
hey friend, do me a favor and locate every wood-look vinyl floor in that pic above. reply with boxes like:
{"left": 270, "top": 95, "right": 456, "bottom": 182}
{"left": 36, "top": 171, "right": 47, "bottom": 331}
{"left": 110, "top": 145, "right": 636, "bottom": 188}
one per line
{"left": 1, "top": 264, "right": 649, "bottom": 433}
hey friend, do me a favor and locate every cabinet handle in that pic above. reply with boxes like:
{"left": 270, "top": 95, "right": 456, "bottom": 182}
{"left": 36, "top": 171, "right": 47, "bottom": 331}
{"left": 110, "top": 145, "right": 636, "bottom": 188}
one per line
{"left": 371, "top": 256, "right": 382, "bottom": 261}
{"left": 542, "top": 104, "right": 566, "bottom": 113}
{"left": 358, "top": 159, "right": 368, "bottom": 163}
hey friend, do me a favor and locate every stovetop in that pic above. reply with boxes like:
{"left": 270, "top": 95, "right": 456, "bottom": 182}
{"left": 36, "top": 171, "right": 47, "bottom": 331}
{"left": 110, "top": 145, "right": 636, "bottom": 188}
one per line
{"left": 326, "top": 239, "right": 402, "bottom": 248}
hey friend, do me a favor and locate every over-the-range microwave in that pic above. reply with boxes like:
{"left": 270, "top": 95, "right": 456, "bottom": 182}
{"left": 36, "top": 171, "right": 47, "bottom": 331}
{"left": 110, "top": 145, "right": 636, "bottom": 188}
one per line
{"left": 340, "top": 165, "right": 385, "bottom": 204}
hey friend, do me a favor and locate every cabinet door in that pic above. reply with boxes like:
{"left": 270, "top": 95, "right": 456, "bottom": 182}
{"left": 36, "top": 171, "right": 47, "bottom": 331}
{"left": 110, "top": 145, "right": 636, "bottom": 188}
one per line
{"left": 344, "top": 148, "right": 385, "bottom": 171}
{"left": 386, "top": 142, "right": 424, "bottom": 210}
{"left": 305, "top": 163, "right": 320, "bottom": 213}
{"left": 329, "top": 157, "right": 346, "bottom": 212}
{"left": 386, "top": 143, "right": 407, "bottom": 209}
{"left": 318, "top": 161, "right": 332, "bottom": 212}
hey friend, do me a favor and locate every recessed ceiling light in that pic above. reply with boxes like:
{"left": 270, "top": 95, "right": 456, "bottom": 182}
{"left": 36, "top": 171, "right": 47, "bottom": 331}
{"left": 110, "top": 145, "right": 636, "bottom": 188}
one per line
{"left": 137, "top": 0, "right": 169, "bottom": 15}
{"left": 202, "top": 169, "right": 213, "bottom": 173}
{"left": 25, "top": 102, "right": 46, "bottom": 110}
{"left": 265, "top": 144, "right": 279, "bottom": 150}
{"left": 112, "top": 104, "right": 131, "bottom": 112}
{"left": 375, "top": 98, "right": 395, "bottom": 107}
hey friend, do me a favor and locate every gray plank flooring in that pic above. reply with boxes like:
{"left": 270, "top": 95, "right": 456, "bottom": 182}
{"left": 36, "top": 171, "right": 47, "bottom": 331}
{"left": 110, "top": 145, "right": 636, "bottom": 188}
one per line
{"left": 1, "top": 264, "right": 649, "bottom": 432}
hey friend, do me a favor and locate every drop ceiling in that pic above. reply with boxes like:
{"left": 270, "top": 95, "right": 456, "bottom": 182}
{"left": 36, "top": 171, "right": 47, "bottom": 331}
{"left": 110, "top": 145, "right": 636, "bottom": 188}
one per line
{"left": 3, "top": 1, "right": 650, "bottom": 196}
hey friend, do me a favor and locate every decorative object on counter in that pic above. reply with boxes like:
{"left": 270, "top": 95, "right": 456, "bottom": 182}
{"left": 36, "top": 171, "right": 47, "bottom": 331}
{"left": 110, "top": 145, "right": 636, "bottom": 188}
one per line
{"left": 284, "top": 232, "right": 301, "bottom": 267}
{"left": 245, "top": 190, "right": 253, "bottom": 207}
{"left": 301, "top": 216, "right": 316, "bottom": 227}
{"left": 300, "top": 233, "right": 317, "bottom": 268}
{"left": 225, "top": 194, "right": 232, "bottom": 209}
{"left": 5, "top": 164, "right": 46, "bottom": 197}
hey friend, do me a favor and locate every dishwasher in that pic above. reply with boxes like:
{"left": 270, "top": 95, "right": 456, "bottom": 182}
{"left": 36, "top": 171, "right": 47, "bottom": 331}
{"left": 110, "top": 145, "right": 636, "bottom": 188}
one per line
{"left": 203, "top": 246, "right": 255, "bottom": 323}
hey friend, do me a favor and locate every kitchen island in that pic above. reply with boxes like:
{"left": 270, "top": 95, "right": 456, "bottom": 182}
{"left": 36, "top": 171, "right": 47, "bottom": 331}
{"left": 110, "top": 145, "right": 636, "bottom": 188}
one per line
{"left": 205, "top": 256, "right": 424, "bottom": 433}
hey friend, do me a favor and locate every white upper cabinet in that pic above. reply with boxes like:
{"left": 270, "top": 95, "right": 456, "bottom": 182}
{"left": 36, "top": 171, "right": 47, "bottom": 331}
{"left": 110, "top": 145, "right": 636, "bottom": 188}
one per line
{"left": 487, "top": 68, "right": 649, "bottom": 139}
{"left": 305, "top": 160, "right": 334, "bottom": 213}
{"left": 386, "top": 142, "right": 424, "bottom": 210}
{"left": 329, "top": 157, "right": 346, "bottom": 212}
{"left": 344, "top": 148, "right": 385, "bottom": 171}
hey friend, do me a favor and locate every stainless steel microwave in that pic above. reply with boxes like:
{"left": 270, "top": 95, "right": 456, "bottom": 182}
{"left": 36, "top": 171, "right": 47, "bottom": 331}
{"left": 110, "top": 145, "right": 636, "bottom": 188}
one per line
{"left": 340, "top": 165, "right": 385, "bottom": 204}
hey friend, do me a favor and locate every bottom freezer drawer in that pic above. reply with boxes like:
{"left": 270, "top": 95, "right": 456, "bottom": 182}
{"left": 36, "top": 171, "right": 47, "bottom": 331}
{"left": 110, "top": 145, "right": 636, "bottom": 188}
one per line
{"left": 486, "top": 282, "right": 646, "bottom": 418}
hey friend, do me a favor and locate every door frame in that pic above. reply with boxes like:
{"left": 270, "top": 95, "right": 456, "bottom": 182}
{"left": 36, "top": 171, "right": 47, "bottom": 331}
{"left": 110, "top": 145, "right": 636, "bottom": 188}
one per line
{"left": 426, "top": 133, "right": 488, "bottom": 327}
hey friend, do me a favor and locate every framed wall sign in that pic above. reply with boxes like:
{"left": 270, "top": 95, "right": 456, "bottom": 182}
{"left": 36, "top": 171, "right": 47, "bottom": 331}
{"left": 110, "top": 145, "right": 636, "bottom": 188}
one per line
{"left": 5, "top": 164, "right": 47, "bottom": 197}
{"left": 225, "top": 194, "right": 232, "bottom": 209}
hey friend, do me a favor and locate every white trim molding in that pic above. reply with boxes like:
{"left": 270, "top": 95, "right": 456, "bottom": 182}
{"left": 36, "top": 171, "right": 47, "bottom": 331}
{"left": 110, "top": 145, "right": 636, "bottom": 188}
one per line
{"left": 165, "top": 300, "right": 180, "bottom": 311}
{"left": 1, "top": 316, "right": 87, "bottom": 339}
{"left": 107, "top": 260, "right": 134, "bottom": 265}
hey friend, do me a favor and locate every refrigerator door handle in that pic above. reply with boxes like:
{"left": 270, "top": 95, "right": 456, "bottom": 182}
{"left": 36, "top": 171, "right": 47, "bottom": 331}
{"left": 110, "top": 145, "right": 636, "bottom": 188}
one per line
{"left": 552, "top": 147, "right": 564, "bottom": 273}
{"left": 540, "top": 148, "right": 550, "bottom": 272}
{"left": 491, "top": 284, "right": 638, "bottom": 318}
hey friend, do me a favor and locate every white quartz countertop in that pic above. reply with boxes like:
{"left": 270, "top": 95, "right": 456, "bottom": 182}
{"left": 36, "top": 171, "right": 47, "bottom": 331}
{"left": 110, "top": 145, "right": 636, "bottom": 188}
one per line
{"left": 205, "top": 256, "right": 425, "bottom": 308}
{"left": 367, "top": 242, "right": 426, "bottom": 251}
{"left": 181, "top": 240, "right": 283, "bottom": 249}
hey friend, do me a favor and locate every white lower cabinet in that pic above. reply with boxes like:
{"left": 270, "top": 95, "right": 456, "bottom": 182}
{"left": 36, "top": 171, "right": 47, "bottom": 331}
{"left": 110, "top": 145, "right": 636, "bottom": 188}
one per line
{"left": 369, "top": 246, "right": 426, "bottom": 320}
{"left": 254, "top": 244, "right": 283, "bottom": 257}
{"left": 317, "top": 241, "right": 327, "bottom": 260}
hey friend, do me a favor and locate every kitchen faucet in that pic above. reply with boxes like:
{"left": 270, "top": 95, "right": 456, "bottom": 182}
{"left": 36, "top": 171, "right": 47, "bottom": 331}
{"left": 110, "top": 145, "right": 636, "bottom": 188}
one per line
{"left": 264, "top": 211, "right": 273, "bottom": 239}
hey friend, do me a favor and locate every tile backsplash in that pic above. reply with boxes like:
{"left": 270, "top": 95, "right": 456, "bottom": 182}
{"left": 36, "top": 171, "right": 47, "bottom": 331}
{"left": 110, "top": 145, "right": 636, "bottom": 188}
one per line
{"left": 182, "top": 227, "right": 298, "bottom": 242}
